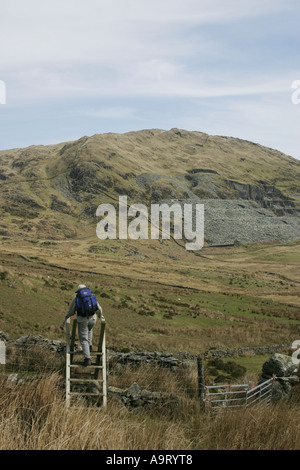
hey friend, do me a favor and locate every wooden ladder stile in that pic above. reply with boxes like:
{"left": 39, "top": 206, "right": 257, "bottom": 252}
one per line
{"left": 65, "top": 317, "right": 107, "bottom": 409}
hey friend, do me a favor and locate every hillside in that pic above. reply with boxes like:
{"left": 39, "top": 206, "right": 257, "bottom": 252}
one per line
{"left": 0, "top": 128, "right": 299, "bottom": 245}
{"left": 0, "top": 129, "right": 299, "bottom": 352}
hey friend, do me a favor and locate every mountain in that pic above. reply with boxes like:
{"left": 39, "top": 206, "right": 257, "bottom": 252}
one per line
{"left": 0, "top": 128, "right": 299, "bottom": 246}
{"left": 0, "top": 128, "right": 300, "bottom": 349}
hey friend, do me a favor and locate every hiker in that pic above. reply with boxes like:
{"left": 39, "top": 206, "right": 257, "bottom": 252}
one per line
{"left": 60, "top": 284, "right": 104, "bottom": 367}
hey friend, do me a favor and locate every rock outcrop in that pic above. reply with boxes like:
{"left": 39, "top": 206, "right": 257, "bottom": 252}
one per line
{"left": 1, "top": 129, "right": 300, "bottom": 245}
{"left": 260, "top": 353, "right": 299, "bottom": 402}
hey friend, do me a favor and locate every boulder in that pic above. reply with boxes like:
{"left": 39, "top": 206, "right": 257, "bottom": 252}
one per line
{"left": 260, "top": 353, "right": 299, "bottom": 403}
{"left": 271, "top": 380, "right": 293, "bottom": 403}
{"left": 262, "top": 353, "right": 297, "bottom": 379}
{"left": 0, "top": 331, "right": 12, "bottom": 343}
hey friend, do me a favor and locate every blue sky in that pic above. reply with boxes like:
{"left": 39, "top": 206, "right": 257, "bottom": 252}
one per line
{"left": 0, "top": 0, "right": 299, "bottom": 159}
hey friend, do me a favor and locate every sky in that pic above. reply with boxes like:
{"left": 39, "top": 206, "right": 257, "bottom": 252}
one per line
{"left": 0, "top": 0, "right": 299, "bottom": 159}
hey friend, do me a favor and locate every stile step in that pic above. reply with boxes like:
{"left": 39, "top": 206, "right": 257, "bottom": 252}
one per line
{"left": 69, "top": 363, "right": 103, "bottom": 368}
{"left": 69, "top": 378, "right": 103, "bottom": 383}
{"left": 70, "top": 351, "right": 103, "bottom": 355}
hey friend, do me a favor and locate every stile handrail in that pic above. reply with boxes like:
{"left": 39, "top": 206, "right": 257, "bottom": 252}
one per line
{"left": 65, "top": 317, "right": 107, "bottom": 409}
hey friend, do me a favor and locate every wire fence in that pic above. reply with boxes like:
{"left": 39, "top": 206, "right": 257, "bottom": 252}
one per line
{"left": 1, "top": 342, "right": 65, "bottom": 376}
{"left": 108, "top": 354, "right": 200, "bottom": 398}
{"left": 1, "top": 342, "right": 200, "bottom": 402}
{"left": 1, "top": 341, "right": 296, "bottom": 412}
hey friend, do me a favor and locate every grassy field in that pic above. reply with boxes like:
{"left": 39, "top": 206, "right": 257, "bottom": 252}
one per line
{"left": 0, "top": 235, "right": 299, "bottom": 356}
{"left": 0, "top": 370, "right": 299, "bottom": 450}
{"left": 1, "top": 231, "right": 299, "bottom": 453}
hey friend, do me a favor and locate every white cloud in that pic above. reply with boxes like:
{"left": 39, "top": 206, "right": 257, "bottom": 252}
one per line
{"left": 1, "top": 0, "right": 296, "bottom": 65}
{"left": 2, "top": 0, "right": 298, "bottom": 104}
{"left": 176, "top": 93, "right": 300, "bottom": 159}
{"left": 83, "top": 107, "right": 137, "bottom": 119}
{"left": 1, "top": 0, "right": 299, "bottom": 158}
{"left": 6, "top": 57, "right": 296, "bottom": 104}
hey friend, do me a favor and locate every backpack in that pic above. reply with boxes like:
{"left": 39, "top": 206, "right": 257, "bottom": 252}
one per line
{"left": 75, "top": 287, "right": 99, "bottom": 317}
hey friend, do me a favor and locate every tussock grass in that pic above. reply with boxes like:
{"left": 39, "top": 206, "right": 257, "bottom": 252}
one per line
{"left": 0, "top": 371, "right": 299, "bottom": 450}
{"left": 201, "top": 404, "right": 300, "bottom": 450}
{"left": 0, "top": 373, "right": 188, "bottom": 450}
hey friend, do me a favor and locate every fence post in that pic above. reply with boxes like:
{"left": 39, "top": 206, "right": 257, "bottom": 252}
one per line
{"left": 197, "top": 356, "right": 205, "bottom": 410}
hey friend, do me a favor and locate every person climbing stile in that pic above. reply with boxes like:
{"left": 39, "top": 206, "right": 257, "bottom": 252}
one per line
{"left": 61, "top": 284, "right": 104, "bottom": 366}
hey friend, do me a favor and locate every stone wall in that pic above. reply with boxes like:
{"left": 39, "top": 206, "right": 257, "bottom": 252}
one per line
{"left": 203, "top": 344, "right": 291, "bottom": 359}
{"left": 0, "top": 330, "right": 292, "bottom": 362}
{"left": 1, "top": 330, "right": 298, "bottom": 407}
{"left": 108, "top": 383, "right": 179, "bottom": 412}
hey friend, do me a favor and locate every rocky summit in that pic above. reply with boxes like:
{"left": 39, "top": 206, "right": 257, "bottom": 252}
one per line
{"left": 0, "top": 128, "right": 299, "bottom": 246}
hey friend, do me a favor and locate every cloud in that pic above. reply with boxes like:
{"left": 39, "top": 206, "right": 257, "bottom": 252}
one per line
{"left": 83, "top": 107, "right": 137, "bottom": 119}
{"left": 174, "top": 93, "right": 300, "bottom": 158}
{"left": 1, "top": 0, "right": 299, "bottom": 158}
{"left": 6, "top": 56, "right": 296, "bottom": 105}
{"left": 1, "top": 0, "right": 297, "bottom": 66}
{"left": 2, "top": 0, "right": 298, "bottom": 104}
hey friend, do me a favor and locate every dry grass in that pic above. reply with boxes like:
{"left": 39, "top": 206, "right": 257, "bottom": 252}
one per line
{"left": 0, "top": 371, "right": 299, "bottom": 450}
{"left": 201, "top": 404, "right": 300, "bottom": 450}
{"left": 0, "top": 372, "right": 189, "bottom": 450}
{"left": 1, "top": 242, "right": 299, "bottom": 354}
{"left": 108, "top": 360, "right": 199, "bottom": 397}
